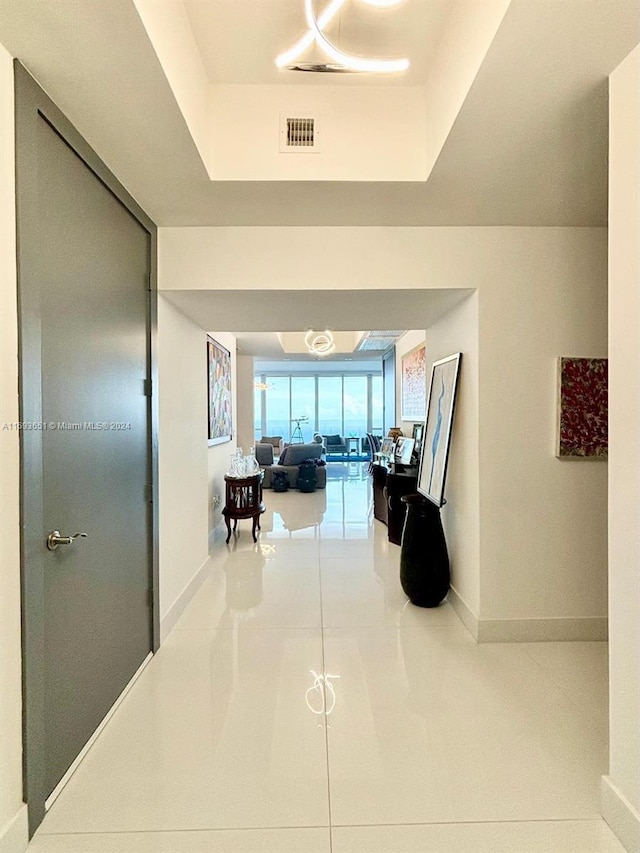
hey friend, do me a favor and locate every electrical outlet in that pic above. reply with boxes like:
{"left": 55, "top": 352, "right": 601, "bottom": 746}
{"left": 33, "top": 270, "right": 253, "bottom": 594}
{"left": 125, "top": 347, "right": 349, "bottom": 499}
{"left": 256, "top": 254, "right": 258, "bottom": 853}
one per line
{"left": 212, "top": 495, "right": 221, "bottom": 508}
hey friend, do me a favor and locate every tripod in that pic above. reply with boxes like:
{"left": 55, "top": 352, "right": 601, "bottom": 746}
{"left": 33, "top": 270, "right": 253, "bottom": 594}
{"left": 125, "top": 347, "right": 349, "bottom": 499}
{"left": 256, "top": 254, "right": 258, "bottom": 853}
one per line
{"left": 290, "top": 416, "right": 309, "bottom": 443}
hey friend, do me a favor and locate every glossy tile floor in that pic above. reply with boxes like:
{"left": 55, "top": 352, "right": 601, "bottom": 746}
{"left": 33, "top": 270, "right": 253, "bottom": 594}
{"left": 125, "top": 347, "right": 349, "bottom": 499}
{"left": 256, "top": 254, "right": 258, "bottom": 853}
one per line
{"left": 30, "top": 464, "right": 624, "bottom": 852}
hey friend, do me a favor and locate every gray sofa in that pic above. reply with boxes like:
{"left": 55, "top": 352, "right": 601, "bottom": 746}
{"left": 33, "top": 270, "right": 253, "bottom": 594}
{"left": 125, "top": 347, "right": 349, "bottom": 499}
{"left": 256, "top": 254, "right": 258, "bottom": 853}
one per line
{"left": 315, "top": 433, "right": 349, "bottom": 455}
{"left": 256, "top": 442, "right": 326, "bottom": 489}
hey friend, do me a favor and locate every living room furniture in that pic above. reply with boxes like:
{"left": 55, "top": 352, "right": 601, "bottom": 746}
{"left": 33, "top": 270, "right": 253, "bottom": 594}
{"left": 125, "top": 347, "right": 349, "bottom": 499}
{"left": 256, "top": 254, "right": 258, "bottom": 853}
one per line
{"left": 222, "top": 471, "right": 265, "bottom": 543}
{"left": 259, "top": 435, "right": 284, "bottom": 456}
{"left": 256, "top": 441, "right": 327, "bottom": 490}
{"left": 316, "top": 433, "right": 349, "bottom": 456}
{"left": 371, "top": 459, "right": 418, "bottom": 545}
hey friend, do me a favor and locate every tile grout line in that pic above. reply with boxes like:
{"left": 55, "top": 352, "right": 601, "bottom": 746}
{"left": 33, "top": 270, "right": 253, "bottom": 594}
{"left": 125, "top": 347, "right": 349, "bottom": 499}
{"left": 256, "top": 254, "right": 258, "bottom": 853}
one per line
{"left": 519, "top": 644, "right": 606, "bottom": 717}
{"left": 317, "top": 553, "right": 334, "bottom": 853}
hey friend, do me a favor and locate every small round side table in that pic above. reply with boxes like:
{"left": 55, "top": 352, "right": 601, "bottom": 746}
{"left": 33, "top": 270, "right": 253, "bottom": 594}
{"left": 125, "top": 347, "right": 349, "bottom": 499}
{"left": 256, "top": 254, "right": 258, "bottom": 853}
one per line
{"left": 222, "top": 472, "right": 265, "bottom": 544}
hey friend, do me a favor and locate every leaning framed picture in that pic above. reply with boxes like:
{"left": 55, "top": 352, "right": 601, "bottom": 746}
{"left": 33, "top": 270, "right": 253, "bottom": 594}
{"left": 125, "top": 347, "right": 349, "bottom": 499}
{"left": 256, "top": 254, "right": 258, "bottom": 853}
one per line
{"left": 411, "top": 422, "right": 424, "bottom": 457}
{"left": 401, "top": 343, "right": 427, "bottom": 421}
{"left": 207, "top": 336, "right": 232, "bottom": 445}
{"left": 418, "top": 353, "right": 462, "bottom": 507}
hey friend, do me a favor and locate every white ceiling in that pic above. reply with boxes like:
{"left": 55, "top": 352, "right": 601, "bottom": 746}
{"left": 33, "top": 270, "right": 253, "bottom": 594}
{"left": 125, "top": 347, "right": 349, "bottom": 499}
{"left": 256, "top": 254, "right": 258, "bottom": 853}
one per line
{"left": 1, "top": 0, "right": 638, "bottom": 227}
{"left": 1, "top": 0, "right": 637, "bottom": 360}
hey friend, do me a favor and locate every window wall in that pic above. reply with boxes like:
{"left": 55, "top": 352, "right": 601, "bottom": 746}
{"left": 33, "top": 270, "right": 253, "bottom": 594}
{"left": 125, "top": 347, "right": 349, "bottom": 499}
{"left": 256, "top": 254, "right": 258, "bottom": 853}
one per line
{"left": 255, "top": 372, "right": 383, "bottom": 443}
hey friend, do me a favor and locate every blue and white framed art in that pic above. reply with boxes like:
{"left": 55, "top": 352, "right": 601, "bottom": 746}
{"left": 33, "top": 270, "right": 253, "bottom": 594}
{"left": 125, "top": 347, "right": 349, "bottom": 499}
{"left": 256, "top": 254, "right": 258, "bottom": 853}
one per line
{"left": 418, "top": 353, "right": 462, "bottom": 507}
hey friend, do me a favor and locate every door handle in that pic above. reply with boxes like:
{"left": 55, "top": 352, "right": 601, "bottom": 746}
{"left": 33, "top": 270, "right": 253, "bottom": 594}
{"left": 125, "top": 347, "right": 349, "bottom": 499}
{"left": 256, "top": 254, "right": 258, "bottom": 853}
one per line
{"left": 47, "top": 531, "right": 87, "bottom": 551}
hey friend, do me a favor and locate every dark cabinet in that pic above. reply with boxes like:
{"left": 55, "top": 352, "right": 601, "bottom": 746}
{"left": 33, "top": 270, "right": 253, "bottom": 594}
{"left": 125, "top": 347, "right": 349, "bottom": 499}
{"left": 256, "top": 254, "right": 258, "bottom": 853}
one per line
{"left": 372, "top": 463, "right": 389, "bottom": 526}
{"left": 371, "top": 462, "right": 418, "bottom": 545}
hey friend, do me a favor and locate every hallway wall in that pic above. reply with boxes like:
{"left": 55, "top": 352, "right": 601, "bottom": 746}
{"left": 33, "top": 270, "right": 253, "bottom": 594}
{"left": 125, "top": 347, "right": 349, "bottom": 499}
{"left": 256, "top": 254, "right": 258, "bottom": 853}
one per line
{"left": 157, "top": 297, "right": 210, "bottom": 640}
{"left": 0, "top": 43, "right": 28, "bottom": 853}
{"left": 604, "top": 43, "right": 640, "bottom": 853}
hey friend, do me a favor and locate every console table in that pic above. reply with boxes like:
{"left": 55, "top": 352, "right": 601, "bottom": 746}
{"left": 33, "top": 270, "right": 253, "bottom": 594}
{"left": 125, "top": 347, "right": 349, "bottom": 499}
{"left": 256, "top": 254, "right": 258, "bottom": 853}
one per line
{"left": 371, "top": 461, "right": 418, "bottom": 545}
{"left": 222, "top": 472, "right": 265, "bottom": 544}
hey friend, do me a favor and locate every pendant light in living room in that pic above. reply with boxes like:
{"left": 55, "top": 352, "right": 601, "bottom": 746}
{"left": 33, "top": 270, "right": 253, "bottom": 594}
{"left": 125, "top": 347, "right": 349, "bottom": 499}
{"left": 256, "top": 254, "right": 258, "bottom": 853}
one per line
{"left": 305, "top": 329, "right": 336, "bottom": 356}
{"left": 276, "top": 0, "right": 410, "bottom": 74}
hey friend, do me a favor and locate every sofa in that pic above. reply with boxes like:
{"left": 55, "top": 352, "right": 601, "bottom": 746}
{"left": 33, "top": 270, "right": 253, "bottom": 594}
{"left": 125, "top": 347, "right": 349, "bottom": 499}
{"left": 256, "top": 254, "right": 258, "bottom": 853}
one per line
{"left": 315, "top": 433, "right": 349, "bottom": 456}
{"left": 258, "top": 435, "right": 284, "bottom": 457}
{"left": 256, "top": 442, "right": 326, "bottom": 489}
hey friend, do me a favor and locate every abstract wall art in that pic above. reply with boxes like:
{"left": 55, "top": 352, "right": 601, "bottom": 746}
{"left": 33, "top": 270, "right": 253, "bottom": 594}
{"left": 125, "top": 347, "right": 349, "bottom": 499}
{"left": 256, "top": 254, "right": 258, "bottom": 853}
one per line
{"left": 556, "top": 357, "right": 608, "bottom": 458}
{"left": 401, "top": 343, "right": 427, "bottom": 420}
{"left": 418, "top": 353, "right": 462, "bottom": 507}
{"left": 207, "top": 336, "right": 232, "bottom": 445}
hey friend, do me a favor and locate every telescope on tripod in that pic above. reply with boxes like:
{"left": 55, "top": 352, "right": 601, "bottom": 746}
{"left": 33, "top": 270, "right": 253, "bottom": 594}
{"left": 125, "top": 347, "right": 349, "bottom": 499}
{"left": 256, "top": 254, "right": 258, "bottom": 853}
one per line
{"left": 290, "top": 415, "right": 309, "bottom": 443}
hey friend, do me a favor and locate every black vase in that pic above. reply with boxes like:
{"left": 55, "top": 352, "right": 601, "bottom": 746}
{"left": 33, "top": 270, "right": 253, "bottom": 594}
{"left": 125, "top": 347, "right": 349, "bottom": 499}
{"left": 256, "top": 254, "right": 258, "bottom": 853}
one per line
{"left": 297, "top": 464, "right": 318, "bottom": 493}
{"left": 399, "top": 494, "right": 450, "bottom": 607}
{"left": 272, "top": 471, "right": 289, "bottom": 492}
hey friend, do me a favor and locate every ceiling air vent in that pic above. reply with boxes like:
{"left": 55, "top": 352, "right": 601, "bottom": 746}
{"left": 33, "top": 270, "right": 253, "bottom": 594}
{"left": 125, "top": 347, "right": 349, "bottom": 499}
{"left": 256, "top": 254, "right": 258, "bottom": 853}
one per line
{"left": 280, "top": 114, "right": 320, "bottom": 153}
{"left": 357, "top": 331, "right": 406, "bottom": 352}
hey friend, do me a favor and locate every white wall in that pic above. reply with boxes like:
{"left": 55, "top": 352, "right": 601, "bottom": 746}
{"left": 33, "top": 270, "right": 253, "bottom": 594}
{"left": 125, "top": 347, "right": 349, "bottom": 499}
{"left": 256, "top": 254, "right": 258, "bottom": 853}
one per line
{"left": 426, "top": 293, "right": 480, "bottom": 624}
{"left": 157, "top": 296, "right": 210, "bottom": 640}
{"left": 235, "top": 354, "right": 255, "bottom": 455}
{"left": 206, "top": 332, "right": 238, "bottom": 537}
{"left": 395, "top": 329, "right": 427, "bottom": 436}
{"left": 0, "top": 43, "right": 28, "bottom": 853}
{"left": 603, "top": 43, "right": 640, "bottom": 853}
{"left": 159, "top": 226, "right": 608, "bottom": 639}
{"left": 477, "top": 233, "right": 608, "bottom": 636}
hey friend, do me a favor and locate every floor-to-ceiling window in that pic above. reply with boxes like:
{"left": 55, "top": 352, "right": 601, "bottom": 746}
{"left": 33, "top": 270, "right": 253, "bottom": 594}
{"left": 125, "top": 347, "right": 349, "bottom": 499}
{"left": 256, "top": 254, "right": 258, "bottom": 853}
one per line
{"left": 255, "top": 369, "right": 383, "bottom": 443}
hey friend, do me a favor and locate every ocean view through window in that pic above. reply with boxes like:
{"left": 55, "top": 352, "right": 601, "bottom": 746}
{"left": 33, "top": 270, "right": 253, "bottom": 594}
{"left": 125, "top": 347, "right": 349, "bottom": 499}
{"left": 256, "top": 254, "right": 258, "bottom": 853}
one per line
{"left": 255, "top": 371, "right": 383, "bottom": 444}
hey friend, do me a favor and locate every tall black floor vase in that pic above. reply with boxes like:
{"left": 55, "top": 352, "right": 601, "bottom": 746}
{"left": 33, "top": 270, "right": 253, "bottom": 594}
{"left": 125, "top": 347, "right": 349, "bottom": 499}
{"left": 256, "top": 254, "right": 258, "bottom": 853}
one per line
{"left": 400, "top": 494, "right": 450, "bottom": 607}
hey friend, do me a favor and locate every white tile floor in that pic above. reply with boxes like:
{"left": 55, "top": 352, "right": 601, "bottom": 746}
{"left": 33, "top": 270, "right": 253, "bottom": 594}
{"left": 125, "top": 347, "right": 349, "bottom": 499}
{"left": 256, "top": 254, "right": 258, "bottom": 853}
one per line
{"left": 29, "top": 464, "right": 624, "bottom": 852}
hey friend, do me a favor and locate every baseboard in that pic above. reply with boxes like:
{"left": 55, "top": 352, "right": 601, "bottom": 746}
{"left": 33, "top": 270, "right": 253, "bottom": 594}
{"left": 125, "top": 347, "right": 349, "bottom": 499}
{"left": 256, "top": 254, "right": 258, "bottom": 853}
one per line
{"left": 477, "top": 616, "right": 608, "bottom": 643}
{"left": 0, "top": 805, "right": 28, "bottom": 853}
{"left": 602, "top": 775, "right": 640, "bottom": 853}
{"left": 160, "top": 555, "right": 212, "bottom": 643}
{"left": 447, "top": 585, "right": 479, "bottom": 640}
{"left": 209, "top": 519, "right": 227, "bottom": 550}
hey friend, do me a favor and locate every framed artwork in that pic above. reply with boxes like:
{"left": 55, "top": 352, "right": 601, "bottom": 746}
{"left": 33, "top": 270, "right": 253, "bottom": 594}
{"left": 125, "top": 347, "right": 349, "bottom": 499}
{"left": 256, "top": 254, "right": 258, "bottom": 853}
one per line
{"left": 207, "top": 336, "right": 232, "bottom": 445}
{"left": 418, "top": 353, "right": 462, "bottom": 507}
{"left": 380, "top": 437, "right": 395, "bottom": 457}
{"left": 401, "top": 343, "right": 427, "bottom": 421}
{"left": 395, "top": 436, "right": 415, "bottom": 465}
{"left": 412, "top": 422, "right": 424, "bottom": 456}
{"left": 556, "top": 357, "right": 608, "bottom": 458}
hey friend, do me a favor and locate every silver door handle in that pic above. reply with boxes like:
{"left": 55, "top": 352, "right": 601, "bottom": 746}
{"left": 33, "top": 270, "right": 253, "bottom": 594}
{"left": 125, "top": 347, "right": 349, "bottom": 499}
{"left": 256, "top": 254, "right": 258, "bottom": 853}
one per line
{"left": 47, "top": 531, "right": 87, "bottom": 551}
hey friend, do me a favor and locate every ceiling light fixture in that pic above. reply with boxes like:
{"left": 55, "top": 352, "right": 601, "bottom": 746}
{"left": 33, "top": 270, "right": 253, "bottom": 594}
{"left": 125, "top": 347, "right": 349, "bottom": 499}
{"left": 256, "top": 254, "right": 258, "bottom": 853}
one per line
{"left": 305, "top": 329, "right": 336, "bottom": 356}
{"left": 276, "top": 0, "right": 409, "bottom": 74}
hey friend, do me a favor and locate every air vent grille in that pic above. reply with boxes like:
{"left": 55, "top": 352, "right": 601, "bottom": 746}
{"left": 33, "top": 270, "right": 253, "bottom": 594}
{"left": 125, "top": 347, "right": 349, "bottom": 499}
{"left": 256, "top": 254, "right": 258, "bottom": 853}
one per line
{"left": 288, "top": 117, "right": 314, "bottom": 147}
{"left": 280, "top": 113, "right": 320, "bottom": 153}
{"left": 357, "top": 331, "right": 406, "bottom": 351}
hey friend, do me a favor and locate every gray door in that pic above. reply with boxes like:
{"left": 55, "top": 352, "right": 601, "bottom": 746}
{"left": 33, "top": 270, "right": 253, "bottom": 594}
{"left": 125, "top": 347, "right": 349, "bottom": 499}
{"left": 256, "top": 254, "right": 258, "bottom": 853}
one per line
{"left": 15, "top": 64, "right": 157, "bottom": 833}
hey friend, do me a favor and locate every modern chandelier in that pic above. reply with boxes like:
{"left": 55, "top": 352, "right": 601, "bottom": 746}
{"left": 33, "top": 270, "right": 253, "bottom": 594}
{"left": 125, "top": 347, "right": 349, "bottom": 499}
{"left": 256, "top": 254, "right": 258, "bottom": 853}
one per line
{"left": 276, "top": 0, "right": 410, "bottom": 74}
{"left": 305, "top": 329, "right": 336, "bottom": 356}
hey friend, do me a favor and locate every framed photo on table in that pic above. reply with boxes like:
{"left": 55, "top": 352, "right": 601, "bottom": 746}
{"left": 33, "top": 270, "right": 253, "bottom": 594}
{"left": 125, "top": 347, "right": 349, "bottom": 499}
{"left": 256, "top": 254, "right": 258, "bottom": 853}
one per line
{"left": 395, "top": 436, "right": 415, "bottom": 465}
{"left": 418, "top": 353, "right": 462, "bottom": 506}
{"left": 380, "top": 437, "right": 395, "bottom": 458}
{"left": 207, "top": 336, "right": 232, "bottom": 445}
{"left": 412, "top": 422, "right": 424, "bottom": 458}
